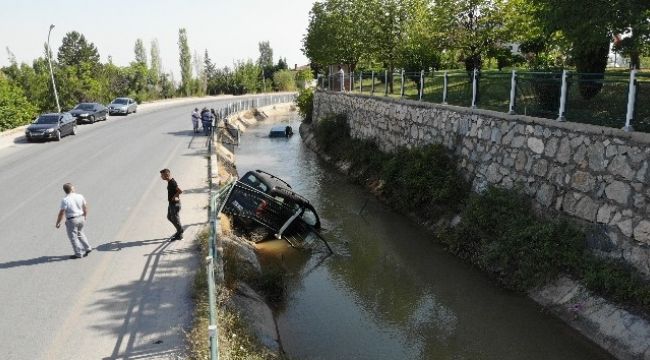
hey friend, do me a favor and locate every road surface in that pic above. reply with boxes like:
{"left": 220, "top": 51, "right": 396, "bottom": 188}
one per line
{"left": 0, "top": 95, "right": 273, "bottom": 360}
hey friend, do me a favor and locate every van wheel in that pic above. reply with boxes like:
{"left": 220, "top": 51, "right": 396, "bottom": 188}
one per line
{"left": 89, "top": 115, "right": 95, "bottom": 124}
{"left": 55, "top": 130, "right": 61, "bottom": 141}
{"left": 71, "top": 125, "right": 77, "bottom": 135}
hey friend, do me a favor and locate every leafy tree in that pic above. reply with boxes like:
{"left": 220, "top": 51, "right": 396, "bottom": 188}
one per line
{"left": 302, "top": 0, "right": 374, "bottom": 73}
{"left": 57, "top": 31, "right": 100, "bottom": 69}
{"left": 233, "top": 59, "right": 261, "bottom": 94}
{"left": 258, "top": 41, "right": 274, "bottom": 79}
{"left": 295, "top": 68, "right": 314, "bottom": 88}
{"left": 204, "top": 49, "right": 217, "bottom": 94}
{"left": 150, "top": 39, "right": 161, "bottom": 86}
{"left": 433, "top": 0, "right": 506, "bottom": 72}
{"left": 178, "top": 28, "right": 192, "bottom": 96}
{"left": 0, "top": 72, "right": 37, "bottom": 131}
{"left": 273, "top": 69, "right": 296, "bottom": 91}
{"left": 134, "top": 39, "right": 147, "bottom": 67}
{"left": 275, "top": 57, "right": 288, "bottom": 72}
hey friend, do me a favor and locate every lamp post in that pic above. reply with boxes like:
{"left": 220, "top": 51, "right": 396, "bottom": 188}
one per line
{"left": 47, "top": 24, "right": 61, "bottom": 113}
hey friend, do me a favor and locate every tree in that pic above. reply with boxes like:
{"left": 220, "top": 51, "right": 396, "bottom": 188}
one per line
{"left": 178, "top": 28, "right": 192, "bottom": 96}
{"left": 275, "top": 57, "right": 288, "bottom": 71}
{"left": 57, "top": 31, "right": 100, "bottom": 69}
{"left": 134, "top": 39, "right": 147, "bottom": 67}
{"left": 295, "top": 68, "right": 314, "bottom": 88}
{"left": 273, "top": 69, "right": 296, "bottom": 91}
{"left": 258, "top": 41, "right": 274, "bottom": 79}
{"left": 150, "top": 39, "right": 162, "bottom": 87}
{"left": 0, "top": 72, "right": 37, "bottom": 131}
{"left": 302, "top": 0, "right": 374, "bottom": 73}
{"left": 433, "top": 0, "right": 506, "bottom": 72}
{"left": 204, "top": 49, "right": 217, "bottom": 94}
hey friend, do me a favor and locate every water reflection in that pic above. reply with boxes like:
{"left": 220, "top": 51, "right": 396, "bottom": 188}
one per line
{"left": 235, "top": 114, "right": 613, "bottom": 360}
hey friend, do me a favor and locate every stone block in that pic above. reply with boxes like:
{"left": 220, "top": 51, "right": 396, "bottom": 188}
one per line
{"left": 511, "top": 136, "right": 526, "bottom": 148}
{"left": 608, "top": 155, "right": 636, "bottom": 181}
{"left": 633, "top": 220, "right": 650, "bottom": 245}
{"left": 587, "top": 142, "right": 606, "bottom": 172}
{"left": 515, "top": 151, "right": 527, "bottom": 171}
{"left": 528, "top": 137, "right": 545, "bottom": 154}
{"left": 597, "top": 204, "right": 617, "bottom": 224}
{"left": 574, "top": 196, "right": 599, "bottom": 221}
{"left": 536, "top": 183, "right": 555, "bottom": 208}
{"left": 617, "top": 218, "right": 633, "bottom": 237}
{"left": 545, "top": 137, "right": 559, "bottom": 158}
{"left": 556, "top": 138, "right": 572, "bottom": 164}
{"left": 605, "top": 181, "right": 631, "bottom": 206}
{"left": 533, "top": 159, "right": 549, "bottom": 177}
{"left": 571, "top": 171, "right": 596, "bottom": 193}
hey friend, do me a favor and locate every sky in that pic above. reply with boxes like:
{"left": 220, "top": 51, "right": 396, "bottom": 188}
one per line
{"left": 0, "top": 0, "right": 316, "bottom": 78}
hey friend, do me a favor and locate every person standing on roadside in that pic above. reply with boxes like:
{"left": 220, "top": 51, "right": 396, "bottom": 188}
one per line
{"left": 201, "top": 108, "right": 214, "bottom": 136}
{"left": 55, "top": 183, "right": 92, "bottom": 259}
{"left": 191, "top": 108, "right": 200, "bottom": 133}
{"left": 160, "top": 169, "right": 183, "bottom": 240}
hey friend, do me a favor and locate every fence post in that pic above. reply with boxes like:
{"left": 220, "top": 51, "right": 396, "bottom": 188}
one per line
{"left": 624, "top": 69, "right": 638, "bottom": 132}
{"left": 471, "top": 68, "right": 479, "bottom": 109}
{"left": 359, "top": 72, "right": 362, "bottom": 93}
{"left": 557, "top": 70, "right": 569, "bottom": 121}
{"left": 400, "top": 69, "right": 405, "bottom": 99}
{"left": 384, "top": 70, "right": 388, "bottom": 96}
{"left": 508, "top": 70, "right": 517, "bottom": 114}
{"left": 419, "top": 70, "right": 424, "bottom": 101}
{"left": 442, "top": 71, "right": 448, "bottom": 104}
{"left": 371, "top": 71, "right": 375, "bottom": 95}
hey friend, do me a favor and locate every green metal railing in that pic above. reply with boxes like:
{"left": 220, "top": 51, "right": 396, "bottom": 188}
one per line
{"left": 203, "top": 94, "right": 296, "bottom": 360}
{"left": 321, "top": 69, "right": 645, "bottom": 133}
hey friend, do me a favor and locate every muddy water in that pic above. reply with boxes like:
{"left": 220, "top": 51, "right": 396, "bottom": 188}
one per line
{"left": 234, "top": 112, "right": 613, "bottom": 360}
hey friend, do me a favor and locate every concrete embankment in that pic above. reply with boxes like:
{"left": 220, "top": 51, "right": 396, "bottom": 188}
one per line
{"left": 210, "top": 103, "right": 297, "bottom": 356}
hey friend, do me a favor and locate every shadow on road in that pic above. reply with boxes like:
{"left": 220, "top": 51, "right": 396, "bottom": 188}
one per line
{"left": 96, "top": 238, "right": 168, "bottom": 252}
{"left": 91, "top": 238, "right": 196, "bottom": 359}
{"left": 0, "top": 255, "right": 73, "bottom": 269}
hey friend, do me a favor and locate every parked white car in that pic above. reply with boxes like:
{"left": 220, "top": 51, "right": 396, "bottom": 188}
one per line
{"left": 108, "top": 97, "right": 137, "bottom": 115}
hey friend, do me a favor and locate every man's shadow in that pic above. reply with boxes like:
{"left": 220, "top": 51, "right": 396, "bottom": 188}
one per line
{"left": 0, "top": 255, "right": 73, "bottom": 269}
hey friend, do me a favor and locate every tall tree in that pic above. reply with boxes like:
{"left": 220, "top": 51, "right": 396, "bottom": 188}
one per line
{"left": 57, "top": 31, "right": 101, "bottom": 69}
{"left": 150, "top": 39, "right": 162, "bottom": 87}
{"left": 134, "top": 38, "right": 147, "bottom": 67}
{"left": 178, "top": 28, "right": 192, "bottom": 96}
{"left": 204, "top": 49, "right": 217, "bottom": 94}
{"left": 302, "top": 0, "right": 374, "bottom": 73}
{"left": 433, "top": 0, "right": 506, "bottom": 72}
{"left": 258, "top": 41, "right": 274, "bottom": 78}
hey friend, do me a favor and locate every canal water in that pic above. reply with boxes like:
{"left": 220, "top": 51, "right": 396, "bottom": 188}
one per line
{"left": 234, "top": 111, "right": 614, "bottom": 360}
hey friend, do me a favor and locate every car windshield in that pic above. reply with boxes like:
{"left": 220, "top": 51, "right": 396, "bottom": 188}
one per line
{"left": 74, "top": 103, "right": 95, "bottom": 110}
{"left": 34, "top": 115, "right": 60, "bottom": 124}
{"left": 112, "top": 99, "right": 128, "bottom": 105}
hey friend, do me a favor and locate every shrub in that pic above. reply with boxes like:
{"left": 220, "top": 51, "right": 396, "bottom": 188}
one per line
{"left": 296, "top": 88, "right": 314, "bottom": 123}
{"left": 273, "top": 69, "right": 296, "bottom": 92}
{"left": 0, "top": 74, "right": 38, "bottom": 131}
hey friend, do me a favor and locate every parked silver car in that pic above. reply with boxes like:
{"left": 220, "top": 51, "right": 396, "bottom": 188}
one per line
{"left": 108, "top": 97, "right": 137, "bottom": 115}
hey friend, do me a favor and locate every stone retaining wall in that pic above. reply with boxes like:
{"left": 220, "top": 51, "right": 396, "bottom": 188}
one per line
{"left": 313, "top": 91, "right": 650, "bottom": 276}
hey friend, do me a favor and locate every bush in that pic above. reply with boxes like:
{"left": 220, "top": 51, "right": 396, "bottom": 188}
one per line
{"left": 296, "top": 88, "right": 314, "bottom": 123}
{"left": 0, "top": 74, "right": 38, "bottom": 131}
{"left": 273, "top": 69, "right": 296, "bottom": 92}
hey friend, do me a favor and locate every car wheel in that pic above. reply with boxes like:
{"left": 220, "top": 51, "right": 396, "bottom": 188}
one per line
{"left": 134, "top": 108, "right": 137, "bottom": 113}
{"left": 71, "top": 125, "right": 77, "bottom": 135}
{"left": 55, "top": 130, "right": 61, "bottom": 141}
{"left": 89, "top": 115, "right": 95, "bottom": 124}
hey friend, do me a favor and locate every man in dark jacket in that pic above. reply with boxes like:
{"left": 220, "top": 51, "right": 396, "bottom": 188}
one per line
{"left": 160, "top": 168, "right": 183, "bottom": 240}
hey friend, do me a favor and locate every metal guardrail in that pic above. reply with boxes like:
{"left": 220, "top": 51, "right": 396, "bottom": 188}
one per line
{"left": 318, "top": 69, "right": 645, "bottom": 133}
{"left": 204, "top": 93, "right": 296, "bottom": 360}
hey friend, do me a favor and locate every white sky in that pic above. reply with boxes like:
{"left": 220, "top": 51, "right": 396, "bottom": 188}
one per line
{"left": 0, "top": 0, "right": 316, "bottom": 78}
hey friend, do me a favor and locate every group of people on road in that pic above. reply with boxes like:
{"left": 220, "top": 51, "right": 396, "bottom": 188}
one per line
{"left": 55, "top": 169, "right": 185, "bottom": 259}
{"left": 191, "top": 107, "right": 217, "bottom": 135}
{"left": 55, "top": 104, "right": 231, "bottom": 258}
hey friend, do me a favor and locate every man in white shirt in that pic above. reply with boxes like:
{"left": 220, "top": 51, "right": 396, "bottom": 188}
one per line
{"left": 55, "top": 183, "right": 92, "bottom": 259}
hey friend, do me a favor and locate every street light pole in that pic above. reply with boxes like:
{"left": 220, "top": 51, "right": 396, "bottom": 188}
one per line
{"left": 47, "top": 24, "right": 61, "bottom": 113}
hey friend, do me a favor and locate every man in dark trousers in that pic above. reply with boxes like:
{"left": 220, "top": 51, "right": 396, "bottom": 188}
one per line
{"left": 160, "top": 169, "right": 183, "bottom": 240}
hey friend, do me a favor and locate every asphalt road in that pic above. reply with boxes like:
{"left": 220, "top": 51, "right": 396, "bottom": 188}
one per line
{"left": 0, "top": 96, "right": 266, "bottom": 360}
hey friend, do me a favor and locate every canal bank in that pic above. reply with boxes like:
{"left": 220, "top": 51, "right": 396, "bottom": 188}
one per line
{"left": 226, "top": 106, "right": 618, "bottom": 359}
{"left": 300, "top": 96, "right": 650, "bottom": 359}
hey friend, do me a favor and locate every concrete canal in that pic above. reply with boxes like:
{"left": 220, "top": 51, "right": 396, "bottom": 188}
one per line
{"left": 233, "top": 111, "right": 614, "bottom": 360}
